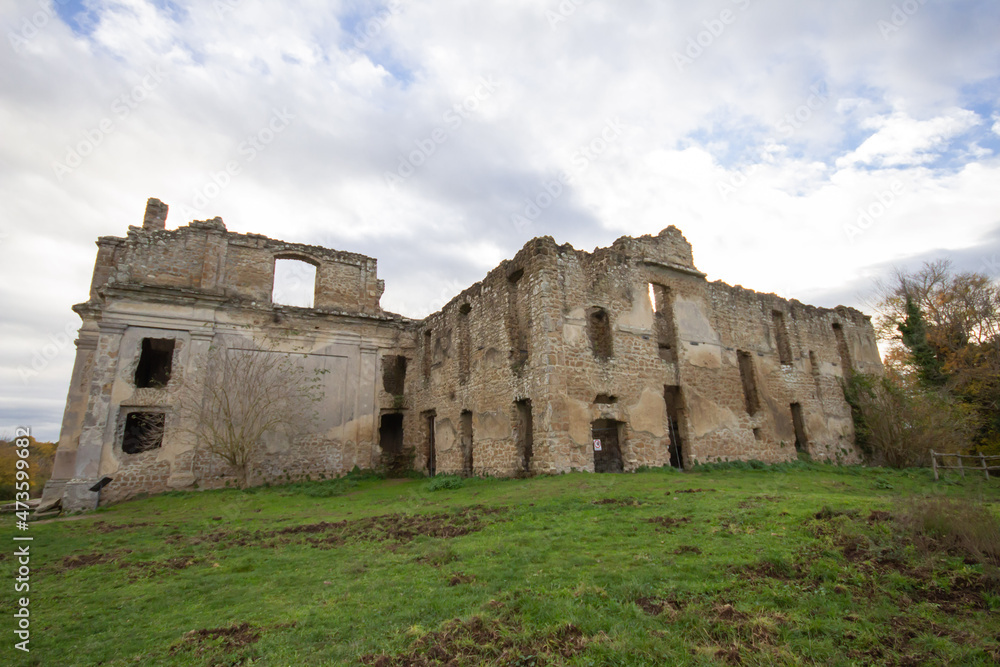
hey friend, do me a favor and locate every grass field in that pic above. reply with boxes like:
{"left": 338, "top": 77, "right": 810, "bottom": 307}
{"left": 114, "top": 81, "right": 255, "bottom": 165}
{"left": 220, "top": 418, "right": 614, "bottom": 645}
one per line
{"left": 3, "top": 463, "right": 999, "bottom": 666}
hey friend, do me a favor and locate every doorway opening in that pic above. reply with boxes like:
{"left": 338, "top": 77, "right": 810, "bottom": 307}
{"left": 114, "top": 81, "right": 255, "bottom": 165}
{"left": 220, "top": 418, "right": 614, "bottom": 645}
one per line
{"left": 790, "top": 403, "right": 808, "bottom": 453}
{"left": 460, "top": 410, "right": 474, "bottom": 477}
{"left": 378, "top": 413, "right": 405, "bottom": 474}
{"left": 516, "top": 399, "right": 533, "bottom": 474}
{"left": 664, "top": 386, "right": 685, "bottom": 470}
{"left": 423, "top": 411, "right": 436, "bottom": 477}
{"left": 592, "top": 419, "right": 624, "bottom": 473}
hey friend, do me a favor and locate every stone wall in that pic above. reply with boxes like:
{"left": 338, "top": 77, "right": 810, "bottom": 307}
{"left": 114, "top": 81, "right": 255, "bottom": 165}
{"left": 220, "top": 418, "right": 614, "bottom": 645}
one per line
{"left": 44, "top": 199, "right": 882, "bottom": 510}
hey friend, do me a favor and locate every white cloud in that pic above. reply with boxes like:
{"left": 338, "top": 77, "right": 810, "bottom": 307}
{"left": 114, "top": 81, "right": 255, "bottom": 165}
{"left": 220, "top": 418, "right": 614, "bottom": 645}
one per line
{"left": 836, "top": 109, "right": 981, "bottom": 168}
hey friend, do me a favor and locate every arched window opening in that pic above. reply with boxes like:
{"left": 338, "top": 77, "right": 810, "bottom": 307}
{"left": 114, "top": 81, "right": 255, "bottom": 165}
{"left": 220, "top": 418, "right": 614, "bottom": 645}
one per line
{"left": 272, "top": 258, "right": 317, "bottom": 308}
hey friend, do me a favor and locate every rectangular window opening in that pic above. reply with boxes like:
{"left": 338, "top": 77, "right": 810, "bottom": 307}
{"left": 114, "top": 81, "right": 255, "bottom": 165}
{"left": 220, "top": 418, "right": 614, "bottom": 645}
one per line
{"left": 458, "top": 304, "right": 472, "bottom": 385}
{"left": 422, "top": 331, "right": 433, "bottom": 382}
{"left": 122, "top": 411, "right": 164, "bottom": 454}
{"left": 382, "top": 355, "right": 407, "bottom": 396}
{"left": 135, "top": 338, "right": 175, "bottom": 388}
{"left": 587, "top": 307, "right": 614, "bottom": 360}
{"left": 832, "top": 323, "right": 854, "bottom": 378}
{"left": 773, "top": 310, "right": 793, "bottom": 365}
{"left": 507, "top": 271, "right": 528, "bottom": 374}
{"left": 737, "top": 351, "right": 760, "bottom": 415}
{"left": 272, "top": 258, "right": 317, "bottom": 308}
{"left": 650, "top": 283, "right": 677, "bottom": 363}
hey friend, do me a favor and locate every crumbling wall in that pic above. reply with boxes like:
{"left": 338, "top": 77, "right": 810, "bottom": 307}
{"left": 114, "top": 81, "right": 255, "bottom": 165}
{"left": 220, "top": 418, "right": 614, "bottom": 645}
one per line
{"left": 46, "top": 199, "right": 883, "bottom": 510}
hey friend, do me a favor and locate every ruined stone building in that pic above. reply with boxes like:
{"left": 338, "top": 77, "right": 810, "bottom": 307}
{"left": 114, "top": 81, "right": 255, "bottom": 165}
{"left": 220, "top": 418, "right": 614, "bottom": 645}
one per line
{"left": 43, "top": 199, "right": 883, "bottom": 510}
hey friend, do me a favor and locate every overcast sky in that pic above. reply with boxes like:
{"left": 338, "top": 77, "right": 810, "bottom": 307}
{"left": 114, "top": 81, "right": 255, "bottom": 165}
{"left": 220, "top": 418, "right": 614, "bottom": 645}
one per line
{"left": 2, "top": 0, "right": 999, "bottom": 440}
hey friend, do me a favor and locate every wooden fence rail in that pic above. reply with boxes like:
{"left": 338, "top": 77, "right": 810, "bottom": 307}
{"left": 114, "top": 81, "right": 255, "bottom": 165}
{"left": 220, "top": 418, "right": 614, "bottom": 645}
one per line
{"left": 930, "top": 450, "right": 1000, "bottom": 481}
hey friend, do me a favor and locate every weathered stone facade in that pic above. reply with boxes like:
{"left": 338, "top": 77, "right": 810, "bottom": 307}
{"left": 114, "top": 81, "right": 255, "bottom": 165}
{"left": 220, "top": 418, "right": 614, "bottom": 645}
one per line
{"left": 44, "top": 199, "right": 882, "bottom": 510}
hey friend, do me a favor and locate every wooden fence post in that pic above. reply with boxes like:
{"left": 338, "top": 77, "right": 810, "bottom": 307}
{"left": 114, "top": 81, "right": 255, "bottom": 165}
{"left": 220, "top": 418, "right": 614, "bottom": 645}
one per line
{"left": 981, "top": 454, "right": 990, "bottom": 481}
{"left": 958, "top": 456, "right": 965, "bottom": 479}
{"left": 931, "top": 450, "right": 938, "bottom": 481}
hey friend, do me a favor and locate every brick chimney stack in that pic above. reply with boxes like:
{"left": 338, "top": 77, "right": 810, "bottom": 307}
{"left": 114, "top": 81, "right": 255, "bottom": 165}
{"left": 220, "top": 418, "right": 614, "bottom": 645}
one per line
{"left": 143, "top": 198, "right": 168, "bottom": 230}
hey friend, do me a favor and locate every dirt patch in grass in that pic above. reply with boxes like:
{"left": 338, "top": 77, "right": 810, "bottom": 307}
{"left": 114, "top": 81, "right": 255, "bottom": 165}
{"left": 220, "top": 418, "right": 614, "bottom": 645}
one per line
{"left": 673, "top": 545, "right": 702, "bottom": 556}
{"left": 198, "top": 505, "right": 508, "bottom": 550}
{"left": 675, "top": 488, "right": 715, "bottom": 494}
{"left": 698, "top": 603, "right": 788, "bottom": 665}
{"left": 635, "top": 596, "right": 683, "bottom": 617}
{"left": 61, "top": 550, "right": 132, "bottom": 571}
{"left": 814, "top": 507, "right": 860, "bottom": 520}
{"left": 124, "top": 556, "right": 201, "bottom": 580}
{"left": 176, "top": 622, "right": 262, "bottom": 652}
{"left": 92, "top": 521, "right": 151, "bottom": 533}
{"left": 736, "top": 560, "right": 798, "bottom": 581}
{"left": 846, "top": 615, "right": 993, "bottom": 666}
{"left": 647, "top": 516, "right": 692, "bottom": 531}
{"left": 448, "top": 573, "right": 475, "bottom": 586}
{"left": 359, "top": 616, "right": 593, "bottom": 666}
{"left": 592, "top": 497, "right": 642, "bottom": 506}
{"left": 169, "top": 621, "right": 297, "bottom": 660}
{"left": 867, "top": 510, "right": 892, "bottom": 523}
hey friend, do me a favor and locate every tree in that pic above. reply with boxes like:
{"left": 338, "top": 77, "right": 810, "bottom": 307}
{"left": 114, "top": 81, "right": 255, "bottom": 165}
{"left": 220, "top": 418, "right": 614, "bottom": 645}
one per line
{"left": 897, "top": 294, "right": 946, "bottom": 388}
{"left": 179, "top": 337, "right": 325, "bottom": 488}
{"left": 871, "top": 261, "right": 1000, "bottom": 453}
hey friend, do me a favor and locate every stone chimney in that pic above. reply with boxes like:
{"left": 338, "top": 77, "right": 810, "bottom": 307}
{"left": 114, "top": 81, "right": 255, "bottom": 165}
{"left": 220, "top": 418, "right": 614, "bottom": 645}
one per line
{"left": 143, "top": 198, "right": 168, "bottom": 230}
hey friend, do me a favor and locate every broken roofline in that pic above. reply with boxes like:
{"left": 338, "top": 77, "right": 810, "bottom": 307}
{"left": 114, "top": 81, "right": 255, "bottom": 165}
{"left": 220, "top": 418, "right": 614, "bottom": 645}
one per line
{"left": 115, "top": 197, "right": 870, "bottom": 326}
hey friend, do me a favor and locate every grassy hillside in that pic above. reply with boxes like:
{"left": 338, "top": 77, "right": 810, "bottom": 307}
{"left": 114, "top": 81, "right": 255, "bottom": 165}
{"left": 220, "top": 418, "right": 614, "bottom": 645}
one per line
{"left": 3, "top": 464, "right": 999, "bottom": 666}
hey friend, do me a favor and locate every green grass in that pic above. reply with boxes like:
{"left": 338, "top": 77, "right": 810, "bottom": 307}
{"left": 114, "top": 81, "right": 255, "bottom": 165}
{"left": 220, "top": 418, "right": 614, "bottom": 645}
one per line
{"left": 3, "top": 465, "right": 999, "bottom": 666}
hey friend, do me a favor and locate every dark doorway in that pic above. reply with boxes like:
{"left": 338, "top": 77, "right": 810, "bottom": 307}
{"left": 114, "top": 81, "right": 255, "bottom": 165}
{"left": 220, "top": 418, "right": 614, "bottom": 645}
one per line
{"left": 592, "top": 419, "right": 624, "bottom": 473}
{"left": 424, "top": 411, "right": 436, "bottom": 476}
{"left": 516, "top": 399, "right": 533, "bottom": 474}
{"left": 460, "top": 410, "right": 474, "bottom": 477}
{"left": 664, "top": 386, "right": 685, "bottom": 470}
{"left": 122, "top": 411, "right": 164, "bottom": 454}
{"left": 790, "top": 403, "right": 808, "bottom": 453}
{"left": 379, "top": 413, "right": 405, "bottom": 473}
{"left": 135, "top": 338, "right": 175, "bottom": 388}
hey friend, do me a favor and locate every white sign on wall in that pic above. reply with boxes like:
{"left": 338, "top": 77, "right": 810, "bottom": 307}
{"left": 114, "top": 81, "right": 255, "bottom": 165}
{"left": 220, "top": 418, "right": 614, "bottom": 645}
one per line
{"left": 593, "top": 439, "right": 602, "bottom": 452}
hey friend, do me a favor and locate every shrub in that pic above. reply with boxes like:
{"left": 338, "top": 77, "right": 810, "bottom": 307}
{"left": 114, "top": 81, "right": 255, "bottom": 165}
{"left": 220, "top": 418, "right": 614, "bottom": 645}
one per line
{"left": 427, "top": 475, "right": 464, "bottom": 492}
{"left": 844, "top": 373, "right": 977, "bottom": 468}
{"left": 899, "top": 497, "right": 1000, "bottom": 568}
